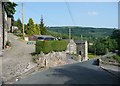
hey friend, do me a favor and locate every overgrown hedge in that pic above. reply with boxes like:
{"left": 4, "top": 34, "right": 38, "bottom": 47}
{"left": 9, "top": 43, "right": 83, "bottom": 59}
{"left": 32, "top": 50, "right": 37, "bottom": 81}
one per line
{"left": 36, "top": 40, "right": 68, "bottom": 54}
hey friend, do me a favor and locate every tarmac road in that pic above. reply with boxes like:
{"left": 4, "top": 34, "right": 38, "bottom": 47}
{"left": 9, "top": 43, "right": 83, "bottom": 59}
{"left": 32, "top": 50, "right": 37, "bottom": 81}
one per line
{"left": 15, "top": 58, "right": 120, "bottom": 84}
{"left": 0, "top": 56, "right": 2, "bottom": 85}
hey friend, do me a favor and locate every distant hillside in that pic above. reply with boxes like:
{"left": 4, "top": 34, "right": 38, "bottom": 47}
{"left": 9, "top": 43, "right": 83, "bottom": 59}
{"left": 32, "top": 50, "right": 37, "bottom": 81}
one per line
{"left": 47, "top": 26, "right": 114, "bottom": 39}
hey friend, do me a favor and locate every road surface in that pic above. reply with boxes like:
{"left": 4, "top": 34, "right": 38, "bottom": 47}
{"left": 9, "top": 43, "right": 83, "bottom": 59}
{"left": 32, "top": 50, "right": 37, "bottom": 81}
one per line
{"left": 15, "top": 59, "right": 120, "bottom": 84}
{"left": 0, "top": 56, "right": 2, "bottom": 85}
{"left": 2, "top": 33, "right": 36, "bottom": 83}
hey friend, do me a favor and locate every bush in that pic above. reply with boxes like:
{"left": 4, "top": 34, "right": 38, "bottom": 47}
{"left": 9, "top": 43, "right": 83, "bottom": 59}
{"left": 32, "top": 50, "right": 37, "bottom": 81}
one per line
{"left": 111, "top": 55, "right": 120, "bottom": 63}
{"left": 6, "top": 40, "right": 11, "bottom": 46}
{"left": 42, "top": 41, "right": 53, "bottom": 54}
{"left": 51, "top": 40, "right": 68, "bottom": 52}
{"left": 13, "top": 32, "right": 23, "bottom": 37}
{"left": 33, "top": 54, "right": 39, "bottom": 63}
{"left": 36, "top": 40, "right": 68, "bottom": 54}
{"left": 102, "top": 55, "right": 120, "bottom": 63}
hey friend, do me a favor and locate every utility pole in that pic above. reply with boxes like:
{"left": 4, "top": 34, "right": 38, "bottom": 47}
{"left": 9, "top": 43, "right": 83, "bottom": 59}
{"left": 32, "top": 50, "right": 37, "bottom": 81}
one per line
{"left": 22, "top": 2, "right": 24, "bottom": 37}
{"left": 69, "top": 27, "right": 71, "bottom": 54}
{"left": 81, "top": 35, "right": 83, "bottom": 41}
{"left": 69, "top": 28, "right": 71, "bottom": 41}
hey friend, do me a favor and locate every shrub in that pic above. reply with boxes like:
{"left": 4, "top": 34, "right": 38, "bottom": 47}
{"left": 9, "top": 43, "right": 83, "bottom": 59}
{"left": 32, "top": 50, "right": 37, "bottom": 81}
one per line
{"left": 36, "top": 40, "right": 68, "bottom": 54}
{"left": 52, "top": 40, "right": 68, "bottom": 52}
{"left": 33, "top": 54, "right": 39, "bottom": 63}
{"left": 36, "top": 41, "right": 44, "bottom": 54}
{"left": 102, "top": 55, "right": 120, "bottom": 63}
{"left": 6, "top": 40, "right": 11, "bottom": 46}
{"left": 111, "top": 55, "right": 120, "bottom": 63}
{"left": 42, "top": 41, "right": 53, "bottom": 54}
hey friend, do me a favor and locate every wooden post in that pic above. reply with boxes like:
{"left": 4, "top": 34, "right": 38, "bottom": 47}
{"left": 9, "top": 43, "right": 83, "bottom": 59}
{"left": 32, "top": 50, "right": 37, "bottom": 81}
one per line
{"left": 22, "top": 2, "right": 24, "bottom": 37}
{"left": 69, "top": 28, "right": 71, "bottom": 54}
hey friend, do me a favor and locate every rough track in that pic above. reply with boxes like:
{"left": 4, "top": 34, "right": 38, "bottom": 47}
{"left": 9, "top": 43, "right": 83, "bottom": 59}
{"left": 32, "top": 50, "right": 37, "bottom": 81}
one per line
{"left": 2, "top": 33, "right": 36, "bottom": 83}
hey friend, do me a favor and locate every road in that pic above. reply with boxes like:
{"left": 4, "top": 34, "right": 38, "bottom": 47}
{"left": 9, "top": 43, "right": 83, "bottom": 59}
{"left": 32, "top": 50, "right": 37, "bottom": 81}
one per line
{"left": 2, "top": 33, "right": 36, "bottom": 83}
{"left": 0, "top": 56, "right": 2, "bottom": 85}
{"left": 15, "top": 59, "right": 120, "bottom": 84}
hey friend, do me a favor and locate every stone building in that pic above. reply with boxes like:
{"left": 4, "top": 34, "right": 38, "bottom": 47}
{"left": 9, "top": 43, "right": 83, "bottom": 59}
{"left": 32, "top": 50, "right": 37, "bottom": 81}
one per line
{"left": 0, "top": 1, "right": 11, "bottom": 51}
{"left": 75, "top": 40, "right": 88, "bottom": 61}
{"left": 66, "top": 39, "right": 88, "bottom": 62}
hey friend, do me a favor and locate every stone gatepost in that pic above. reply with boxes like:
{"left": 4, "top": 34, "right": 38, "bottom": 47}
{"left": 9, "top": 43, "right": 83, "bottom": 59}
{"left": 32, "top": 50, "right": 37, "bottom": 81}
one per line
{"left": 66, "top": 39, "right": 77, "bottom": 54}
{"left": 84, "top": 41, "right": 88, "bottom": 61}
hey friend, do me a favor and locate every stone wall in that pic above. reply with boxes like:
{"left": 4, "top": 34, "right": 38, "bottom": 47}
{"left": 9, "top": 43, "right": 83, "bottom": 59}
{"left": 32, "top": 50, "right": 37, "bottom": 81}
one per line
{"left": 38, "top": 52, "right": 68, "bottom": 68}
{"left": 0, "top": 1, "right": 8, "bottom": 49}
{"left": 7, "top": 17, "right": 11, "bottom": 32}
{"left": 4, "top": 10, "right": 8, "bottom": 45}
{"left": 37, "top": 40, "right": 88, "bottom": 68}
{"left": 0, "top": 1, "right": 3, "bottom": 55}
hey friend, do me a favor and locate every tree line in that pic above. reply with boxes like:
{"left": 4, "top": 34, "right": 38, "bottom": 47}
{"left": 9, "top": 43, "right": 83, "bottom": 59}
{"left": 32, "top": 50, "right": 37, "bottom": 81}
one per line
{"left": 13, "top": 17, "right": 47, "bottom": 36}
{"left": 89, "top": 29, "right": 120, "bottom": 56}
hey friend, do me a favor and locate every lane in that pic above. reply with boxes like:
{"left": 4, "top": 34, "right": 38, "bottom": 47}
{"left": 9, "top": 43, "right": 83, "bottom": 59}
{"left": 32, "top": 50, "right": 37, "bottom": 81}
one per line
{"left": 15, "top": 59, "right": 120, "bottom": 84}
{"left": 2, "top": 33, "right": 36, "bottom": 83}
{"left": 0, "top": 56, "right": 2, "bottom": 85}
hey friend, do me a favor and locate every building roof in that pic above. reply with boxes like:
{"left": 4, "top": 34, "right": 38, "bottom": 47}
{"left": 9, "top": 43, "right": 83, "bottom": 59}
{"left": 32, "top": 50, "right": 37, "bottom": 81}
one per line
{"left": 74, "top": 40, "right": 87, "bottom": 44}
{"left": 34, "top": 35, "right": 55, "bottom": 38}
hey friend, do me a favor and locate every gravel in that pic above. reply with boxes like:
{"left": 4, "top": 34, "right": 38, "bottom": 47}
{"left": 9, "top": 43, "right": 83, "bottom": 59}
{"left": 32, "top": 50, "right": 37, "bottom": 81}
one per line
{"left": 2, "top": 33, "right": 36, "bottom": 83}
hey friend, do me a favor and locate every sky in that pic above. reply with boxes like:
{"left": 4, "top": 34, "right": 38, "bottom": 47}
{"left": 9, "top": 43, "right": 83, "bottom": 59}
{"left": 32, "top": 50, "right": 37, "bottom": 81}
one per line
{"left": 118, "top": 2, "right": 120, "bottom": 29}
{"left": 14, "top": 2, "right": 118, "bottom": 28}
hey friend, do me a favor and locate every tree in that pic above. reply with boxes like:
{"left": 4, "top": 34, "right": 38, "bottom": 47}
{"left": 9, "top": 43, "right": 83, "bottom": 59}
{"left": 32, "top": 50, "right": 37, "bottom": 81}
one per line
{"left": 35, "top": 24, "right": 41, "bottom": 35}
{"left": 26, "top": 18, "right": 41, "bottom": 35}
{"left": 39, "top": 16, "right": 47, "bottom": 35}
{"left": 89, "top": 37, "right": 118, "bottom": 55}
{"left": 26, "top": 18, "right": 35, "bottom": 35}
{"left": 94, "top": 38, "right": 106, "bottom": 55}
{"left": 4, "top": 1, "right": 17, "bottom": 27}
{"left": 24, "top": 24, "right": 27, "bottom": 34}
{"left": 13, "top": 18, "right": 22, "bottom": 33}
{"left": 4, "top": 2, "right": 17, "bottom": 16}
{"left": 111, "top": 30, "right": 120, "bottom": 55}
{"left": 106, "top": 38, "right": 118, "bottom": 52}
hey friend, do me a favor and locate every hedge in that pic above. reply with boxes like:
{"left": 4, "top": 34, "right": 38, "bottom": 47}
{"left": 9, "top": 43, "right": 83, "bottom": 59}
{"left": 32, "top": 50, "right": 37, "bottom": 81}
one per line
{"left": 36, "top": 40, "right": 68, "bottom": 54}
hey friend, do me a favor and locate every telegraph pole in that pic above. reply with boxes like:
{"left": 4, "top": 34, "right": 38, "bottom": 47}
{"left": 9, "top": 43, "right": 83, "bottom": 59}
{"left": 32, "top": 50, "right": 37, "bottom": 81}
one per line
{"left": 69, "top": 27, "right": 71, "bottom": 54}
{"left": 69, "top": 28, "right": 71, "bottom": 41}
{"left": 22, "top": 2, "right": 24, "bottom": 37}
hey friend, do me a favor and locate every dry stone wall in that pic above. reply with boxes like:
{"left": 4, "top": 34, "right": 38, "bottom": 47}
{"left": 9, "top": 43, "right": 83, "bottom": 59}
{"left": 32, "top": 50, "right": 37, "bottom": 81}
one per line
{"left": 38, "top": 51, "right": 68, "bottom": 68}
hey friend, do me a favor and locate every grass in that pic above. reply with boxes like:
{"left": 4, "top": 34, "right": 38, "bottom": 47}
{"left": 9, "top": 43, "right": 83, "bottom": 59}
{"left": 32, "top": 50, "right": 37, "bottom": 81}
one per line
{"left": 88, "top": 53, "right": 96, "bottom": 59}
